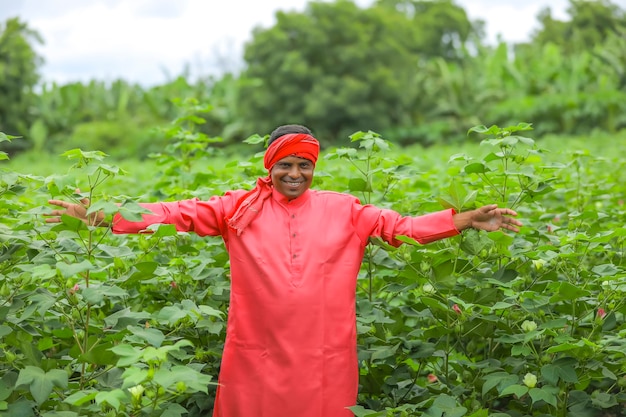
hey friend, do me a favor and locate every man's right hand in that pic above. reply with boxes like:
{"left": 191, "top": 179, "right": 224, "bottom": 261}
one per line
{"left": 45, "top": 191, "right": 108, "bottom": 227}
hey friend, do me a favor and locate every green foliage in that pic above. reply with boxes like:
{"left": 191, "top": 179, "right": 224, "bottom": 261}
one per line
{"left": 0, "top": 18, "right": 42, "bottom": 153}
{"left": 3, "top": 122, "right": 626, "bottom": 416}
{"left": 374, "top": 0, "right": 480, "bottom": 61}
{"left": 4, "top": 1, "right": 626, "bottom": 155}
{"left": 531, "top": 0, "right": 626, "bottom": 55}
{"left": 237, "top": 0, "right": 480, "bottom": 144}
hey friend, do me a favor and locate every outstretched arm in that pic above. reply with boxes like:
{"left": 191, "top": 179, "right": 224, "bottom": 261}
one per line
{"left": 453, "top": 204, "right": 522, "bottom": 233}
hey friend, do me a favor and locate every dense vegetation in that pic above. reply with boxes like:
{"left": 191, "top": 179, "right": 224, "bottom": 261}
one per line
{"left": 1, "top": 117, "right": 626, "bottom": 416}
{"left": 1, "top": 0, "right": 626, "bottom": 416}
{"left": 1, "top": 0, "right": 625, "bottom": 156}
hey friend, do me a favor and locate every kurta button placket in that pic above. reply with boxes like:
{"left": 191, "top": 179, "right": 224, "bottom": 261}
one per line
{"left": 288, "top": 208, "right": 303, "bottom": 283}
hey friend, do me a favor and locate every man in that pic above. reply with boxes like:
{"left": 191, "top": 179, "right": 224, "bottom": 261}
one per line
{"left": 46, "top": 124, "right": 522, "bottom": 417}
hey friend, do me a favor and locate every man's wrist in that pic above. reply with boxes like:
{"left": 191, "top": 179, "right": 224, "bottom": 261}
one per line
{"left": 453, "top": 211, "right": 474, "bottom": 231}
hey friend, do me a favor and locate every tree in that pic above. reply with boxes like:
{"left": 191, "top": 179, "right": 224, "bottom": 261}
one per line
{"left": 530, "top": 0, "right": 626, "bottom": 55}
{"left": 0, "top": 17, "right": 43, "bottom": 153}
{"left": 375, "top": 0, "right": 484, "bottom": 61}
{"left": 236, "top": 0, "right": 481, "bottom": 144}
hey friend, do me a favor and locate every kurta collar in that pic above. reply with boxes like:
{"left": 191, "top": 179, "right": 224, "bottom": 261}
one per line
{"left": 271, "top": 187, "right": 312, "bottom": 208}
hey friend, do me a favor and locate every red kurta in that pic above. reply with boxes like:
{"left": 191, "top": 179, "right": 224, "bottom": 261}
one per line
{"left": 112, "top": 188, "right": 459, "bottom": 417}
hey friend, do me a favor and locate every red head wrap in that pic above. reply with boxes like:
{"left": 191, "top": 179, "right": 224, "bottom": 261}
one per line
{"left": 263, "top": 133, "right": 320, "bottom": 170}
{"left": 226, "top": 132, "right": 320, "bottom": 236}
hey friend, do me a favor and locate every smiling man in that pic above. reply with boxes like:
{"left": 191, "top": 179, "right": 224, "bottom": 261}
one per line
{"left": 46, "top": 124, "right": 522, "bottom": 417}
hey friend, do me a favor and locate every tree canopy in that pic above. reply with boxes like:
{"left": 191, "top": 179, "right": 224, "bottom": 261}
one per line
{"left": 1, "top": 0, "right": 626, "bottom": 153}
{"left": 0, "top": 18, "right": 42, "bottom": 152}
{"left": 236, "top": 0, "right": 480, "bottom": 143}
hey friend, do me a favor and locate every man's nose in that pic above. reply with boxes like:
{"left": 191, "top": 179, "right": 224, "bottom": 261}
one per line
{"left": 288, "top": 166, "right": 301, "bottom": 178}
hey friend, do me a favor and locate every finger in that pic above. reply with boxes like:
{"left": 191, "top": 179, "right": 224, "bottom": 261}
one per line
{"left": 48, "top": 200, "right": 67, "bottom": 208}
{"left": 44, "top": 217, "right": 61, "bottom": 223}
{"left": 484, "top": 204, "right": 498, "bottom": 212}
{"left": 505, "top": 221, "right": 521, "bottom": 232}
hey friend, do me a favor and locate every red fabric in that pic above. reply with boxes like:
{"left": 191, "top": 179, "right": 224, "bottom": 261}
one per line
{"left": 225, "top": 176, "right": 273, "bottom": 236}
{"left": 225, "top": 133, "right": 319, "bottom": 236}
{"left": 263, "top": 133, "right": 319, "bottom": 170}
{"left": 112, "top": 190, "right": 459, "bottom": 417}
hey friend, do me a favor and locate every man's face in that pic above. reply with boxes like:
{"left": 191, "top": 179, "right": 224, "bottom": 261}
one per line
{"left": 270, "top": 156, "right": 314, "bottom": 200}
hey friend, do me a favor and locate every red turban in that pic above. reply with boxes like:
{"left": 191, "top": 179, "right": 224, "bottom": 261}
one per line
{"left": 264, "top": 133, "right": 320, "bottom": 170}
{"left": 227, "top": 133, "right": 320, "bottom": 235}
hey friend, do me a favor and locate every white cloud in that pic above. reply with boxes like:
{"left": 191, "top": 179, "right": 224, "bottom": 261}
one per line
{"left": 457, "top": 0, "right": 570, "bottom": 43}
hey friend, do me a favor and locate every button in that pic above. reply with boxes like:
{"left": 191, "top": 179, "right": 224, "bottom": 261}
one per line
{"left": 291, "top": 214, "right": 295, "bottom": 218}
{"left": 292, "top": 233, "right": 296, "bottom": 238}
{"left": 293, "top": 254, "right": 297, "bottom": 258}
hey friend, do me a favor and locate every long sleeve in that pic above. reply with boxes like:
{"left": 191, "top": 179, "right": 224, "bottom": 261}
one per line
{"left": 353, "top": 202, "right": 460, "bottom": 246}
{"left": 111, "top": 191, "right": 245, "bottom": 237}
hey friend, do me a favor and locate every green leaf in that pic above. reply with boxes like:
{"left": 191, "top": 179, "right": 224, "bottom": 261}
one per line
{"left": 0, "top": 325, "right": 12, "bottom": 338}
{"left": 86, "top": 201, "right": 121, "bottom": 217}
{"left": 510, "top": 135, "right": 535, "bottom": 146}
{"left": 590, "top": 392, "right": 618, "bottom": 409}
{"left": 243, "top": 134, "right": 265, "bottom": 145}
{"left": 56, "top": 260, "right": 94, "bottom": 278}
{"left": 40, "top": 411, "right": 79, "bottom": 417}
{"left": 51, "top": 214, "right": 88, "bottom": 232}
{"left": 490, "top": 302, "right": 515, "bottom": 310}
{"left": 545, "top": 341, "right": 584, "bottom": 353}
{"left": 146, "top": 223, "right": 178, "bottom": 237}
{"left": 153, "top": 366, "right": 213, "bottom": 393}
{"left": 370, "top": 343, "right": 400, "bottom": 361}
{"left": 460, "top": 228, "right": 492, "bottom": 255}
{"left": 529, "top": 387, "right": 557, "bottom": 406}
{"left": 120, "top": 368, "right": 149, "bottom": 389}
{"left": 500, "top": 384, "right": 528, "bottom": 398}
{"left": 591, "top": 264, "right": 620, "bottom": 277}
{"left": 16, "top": 367, "right": 68, "bottom": 405}
{"left": 348, "top": 405, "right": 386, "bottom": 417}
{"left": 549, "top": 282, "right": 590, "bottom": 302}
{"left": 155, "top": 306, "right": 186, "bottom": 325}
{"left": 348, "top": 177, "right": 372, "bottom": 192}
{"left": 0, "top": 132, "right": 20, "bottom": 142}
{"left": 468, "top": 124, "right": 498, "bottom": 135}
{"left": 117, "top": 201, "right": 153, "bottom": 222}
{"left": 464, "top": 162, "right": 490, "bottom": 174}
{"left": 161, "top": 403, "right": 191, "bottom": 417}
{"left": 60, "top": 149, "right": 107, "bottom": 162}
{"left": 110, "top": 344, "right": 143, "bottom": 367}
{"left": 438, "top": 180, "right": 472, "bottom": 212}
{"left": 428, "top": 394, "right": 467, "bottom": 417}
{"left": 420, "top": 296, "right": 449, "bottom": 314}
{"left": 482, "top": 372, "right": 517, "bottom": 396}
{"left": 94, "top": 389, "right": 127, "bottom": 410}
{"left": 126, "top": 326, "right": 165, "bottom": 347}
{"left": 541, "top": 363, "right": 579, "bottom": 384}
{"left": 466, "top": 410, "right": 489, "bottom": 417}
{"left": 393, "top": 235, "right": 420, "bottom": 247}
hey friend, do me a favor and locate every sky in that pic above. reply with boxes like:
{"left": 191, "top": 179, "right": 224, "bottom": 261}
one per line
{"left": 0, "top": 0, "right": 588, "bottom": 87}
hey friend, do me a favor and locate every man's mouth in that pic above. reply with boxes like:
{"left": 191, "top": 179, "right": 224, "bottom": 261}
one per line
{"left": 284, "top": 181, "right": 303, "bottom": 187}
